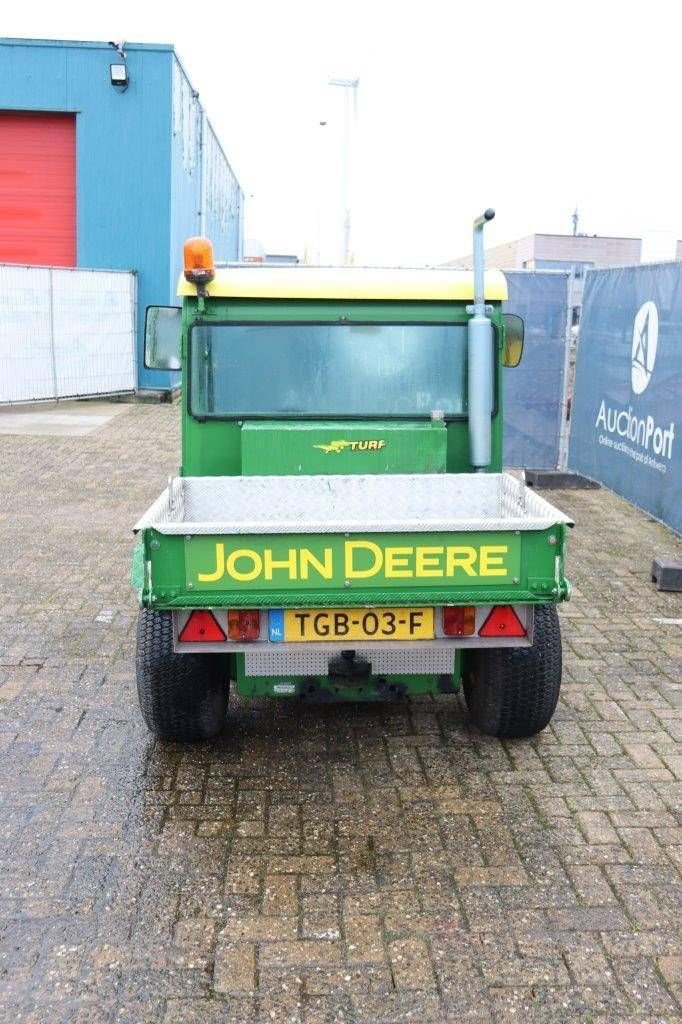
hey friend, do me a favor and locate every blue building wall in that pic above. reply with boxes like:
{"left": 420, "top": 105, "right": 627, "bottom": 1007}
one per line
{"left": 169, "top": 59, "right": 200, "bottom": 309}
{"left": 0, "top": 38, "right": 243, "bottom": 391}
{"left": 168, "top": 61, "right": 243, "bottom": 301}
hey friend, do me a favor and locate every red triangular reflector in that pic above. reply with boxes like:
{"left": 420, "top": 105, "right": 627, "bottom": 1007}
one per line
{"left": 178, "top": 610, "right": 226, "bottom": 642}
{"left": 479, "top": 605, "right": 526, "bottom": 637}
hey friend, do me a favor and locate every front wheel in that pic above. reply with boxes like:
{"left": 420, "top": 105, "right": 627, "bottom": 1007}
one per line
{"left": 463, "top": 604, "right": 562, "bottom": 738}
{"left": 136, "top": 609, "right": 227, "bottom": 742}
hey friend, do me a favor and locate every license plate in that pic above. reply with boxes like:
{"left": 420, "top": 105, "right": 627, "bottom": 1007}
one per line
{"left": 270, "top": 607, "right": 434, "bottom": 643}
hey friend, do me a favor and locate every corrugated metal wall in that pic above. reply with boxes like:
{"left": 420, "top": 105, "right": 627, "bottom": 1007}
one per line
{"left": 0, "top": 111, "right": 76, "bottom": 266}
{"left": 202, "top": 119, "right": 243, "bottom": 261}
{"left": 168, "top": 54, "right": 243, "bottom": 298}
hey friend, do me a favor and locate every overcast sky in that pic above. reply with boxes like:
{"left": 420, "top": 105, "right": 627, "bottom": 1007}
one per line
{"left": 4, "top": 0, "right": 681, "bottom": 265}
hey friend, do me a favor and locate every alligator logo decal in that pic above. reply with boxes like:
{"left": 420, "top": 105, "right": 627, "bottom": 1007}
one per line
{"left": 314, "top": 440, "right": 352, "bottom": 454}
{"left": 314, "top": 439, "right": 387, "bottom": 454}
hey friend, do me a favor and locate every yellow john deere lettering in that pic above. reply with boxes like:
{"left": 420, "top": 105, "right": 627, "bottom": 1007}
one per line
{"left": 313, "top": 439, "right": 387, "bottom": 454}
{"left": 195, "top": 539, "right": 512, "bottom": 585}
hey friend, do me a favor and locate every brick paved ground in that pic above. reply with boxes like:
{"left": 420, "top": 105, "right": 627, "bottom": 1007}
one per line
{"left": 0, "top": 402, "right": 680, "bottom": 1024}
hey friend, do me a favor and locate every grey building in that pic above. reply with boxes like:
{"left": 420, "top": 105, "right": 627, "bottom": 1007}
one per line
{"left": 444, "top": 233, "right": 642, "bottom": 323}
{"left": 243, "top": 238, "right": 299, "bottom": 265}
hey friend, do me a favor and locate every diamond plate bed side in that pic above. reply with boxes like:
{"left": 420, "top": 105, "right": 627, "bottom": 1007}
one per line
{"left": 134, "top": 473, "right": 574, "bottom": 536}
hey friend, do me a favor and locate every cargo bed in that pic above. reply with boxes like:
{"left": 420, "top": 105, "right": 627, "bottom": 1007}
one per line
{"left": 134, "top": 474, "right": 572, "bottom": 611}
{"left": 135, "top": 472, "right": 573, "bottom": 535}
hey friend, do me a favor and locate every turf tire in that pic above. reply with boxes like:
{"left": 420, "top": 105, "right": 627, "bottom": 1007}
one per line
{"left": 136, "top": 608, "right": 227, "bottom": 742}
{"left": 463, "top": 604, "right": 562, "bottom": 738}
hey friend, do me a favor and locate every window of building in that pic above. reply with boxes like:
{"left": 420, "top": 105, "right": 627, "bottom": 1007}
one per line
{"left": 572, "top": 262, "right": 594, "bottom": 279}
{"left": 535, "top": 259, "right": 594, "bottom": 278}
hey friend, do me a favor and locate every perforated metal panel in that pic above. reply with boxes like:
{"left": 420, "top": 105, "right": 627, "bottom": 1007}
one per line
{"left": 244, "top": 648, "right": 455, "bottom": 677}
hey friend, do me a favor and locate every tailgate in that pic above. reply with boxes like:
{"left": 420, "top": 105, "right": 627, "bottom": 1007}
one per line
{"left": 134, "top": 473, "right": 572, "bottom": 609}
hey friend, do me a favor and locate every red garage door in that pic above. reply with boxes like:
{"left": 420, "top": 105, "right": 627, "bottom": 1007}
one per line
{"left": 0, "top": 111, "right": 76, "bottom": 267}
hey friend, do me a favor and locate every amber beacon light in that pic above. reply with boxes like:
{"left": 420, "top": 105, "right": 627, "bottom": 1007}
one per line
{"left": 183, "top": 236, "right": 216, "bottom": 285}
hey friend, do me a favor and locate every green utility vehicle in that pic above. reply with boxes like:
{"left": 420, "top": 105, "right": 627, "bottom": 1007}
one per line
{"left": 134, "top": 211, "right": 572, "bottom": 742}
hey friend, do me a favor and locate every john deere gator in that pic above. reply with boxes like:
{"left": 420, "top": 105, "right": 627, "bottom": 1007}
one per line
{"left": 133, "top": 210, "right": 572, "bottom": 742}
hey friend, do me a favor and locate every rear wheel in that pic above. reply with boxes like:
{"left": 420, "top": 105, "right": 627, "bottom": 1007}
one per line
{"left": 136, "top": 609, "right": 227, "bottom": 742}
{"left": 463, "top": 604, "right": 562, "bottom": 738}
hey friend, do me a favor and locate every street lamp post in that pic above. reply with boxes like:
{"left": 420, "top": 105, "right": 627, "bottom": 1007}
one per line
{"left": 316, "top": 120, "right": 327, "bottom": 265}
{"left": 329, "top": 77, "right": 359, "bottom": 266}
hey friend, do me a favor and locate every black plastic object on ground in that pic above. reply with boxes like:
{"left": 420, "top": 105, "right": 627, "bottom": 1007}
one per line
{"left": 651, "top": 557, "right": 682, "bottom": 592}
{"left": 525, "top": 469, "right": 600, "bottom": 490}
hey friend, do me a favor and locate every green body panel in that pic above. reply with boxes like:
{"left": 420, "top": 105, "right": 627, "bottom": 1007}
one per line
{"left": 179, "top": 299, "right": 504, "bottom": 478}
{"left": 141, "top": 524, "right": 567, "bottom": 608}
{"left": 241, "top": 420, "right": 447, "bottom": 475}
{"left": 185, "top": 531, "right": 521, "bottom": 592}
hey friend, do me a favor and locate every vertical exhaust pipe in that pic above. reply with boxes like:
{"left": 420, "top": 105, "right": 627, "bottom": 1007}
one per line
{"left": 468, "top": 208, "right": 495, "bottom": 471}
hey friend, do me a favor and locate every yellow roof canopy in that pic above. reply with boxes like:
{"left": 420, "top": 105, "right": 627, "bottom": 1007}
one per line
{"left": 177, "top": 264, "right": 508, "bottom": 301}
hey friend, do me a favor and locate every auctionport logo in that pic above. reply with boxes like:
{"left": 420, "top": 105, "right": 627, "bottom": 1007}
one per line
{"left": 631, "top": 301, "right": 658, "bottom": 394}
{"left": 595, "top": 298, "right": 674, "bottom": 473}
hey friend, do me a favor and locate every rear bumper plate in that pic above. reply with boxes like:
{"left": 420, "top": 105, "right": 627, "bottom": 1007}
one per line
{"left": 172, "top": 605, "right": 533, "bottom": 654}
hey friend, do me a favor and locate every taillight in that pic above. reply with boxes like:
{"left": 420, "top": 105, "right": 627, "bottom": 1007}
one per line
{"left": 227, "top": 610, "right": 260, "bottom": 641}
{"left": 442, "top": 605, "right": 476, "bottom": 636}
{"left": 178, "top": 610, "right": 226, "bottom": 642}
{"left": 478, "top": 605, "right": 526, "bottom": 637}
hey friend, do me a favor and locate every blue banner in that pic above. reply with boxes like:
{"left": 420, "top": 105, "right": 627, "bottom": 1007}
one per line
{"left": 503, "top": 271, "right": 570, "bottom": 469}
{"left": 569, "top": 264, "right": 681, "bottom": 534}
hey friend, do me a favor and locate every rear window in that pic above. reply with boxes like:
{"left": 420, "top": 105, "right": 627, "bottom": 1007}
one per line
{"left": 189, "top": 321, "right": 471, "bottom": 418}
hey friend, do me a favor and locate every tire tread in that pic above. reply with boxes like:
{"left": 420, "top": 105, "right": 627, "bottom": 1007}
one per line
{"left": 136, "top": 609, "right": 226, "bottom": 742}
{"left": 463, "top": 604, "right": 562, "bottom": 738}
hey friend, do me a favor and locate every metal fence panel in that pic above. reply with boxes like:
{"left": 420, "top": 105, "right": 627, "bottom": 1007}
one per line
{"left": 569, "top": 263, "right": 681, "bottom": 533}
{"left": 52, "top": 269, "right": 136, "bottom": 398}
{"left": 0, "top": 265, "right": 136, "bottom": 403}
{"left": 0, "top": 265, "right": 54, "bottom": 402}
{"left": 503, "top": 270, "right": 571, "bottom": 469}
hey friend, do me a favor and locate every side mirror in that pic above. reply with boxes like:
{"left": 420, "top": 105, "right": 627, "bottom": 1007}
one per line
{"left": 502, "top": 313, "right": 524, "bottom": 367}
{"left": 144, "top": 306, "right": 181, "bottom": 370}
